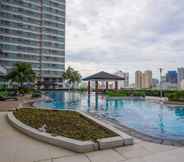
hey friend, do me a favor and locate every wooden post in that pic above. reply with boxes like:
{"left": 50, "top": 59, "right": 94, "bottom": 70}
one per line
{"left": 95, "top": 80, "right": 98, "bottom": 92}
{"left": 88, "top": 80, "right": 90, "bottom": 94}
{"left": 115, "top": 81, "right": 118, "bottom": 90}
{"left": 106, "top": 81, "right": 109, "bottom": 90}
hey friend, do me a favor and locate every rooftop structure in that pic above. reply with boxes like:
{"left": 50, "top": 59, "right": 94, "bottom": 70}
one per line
{"left": 83, "top": 71, "right": 124, "bottom": 93}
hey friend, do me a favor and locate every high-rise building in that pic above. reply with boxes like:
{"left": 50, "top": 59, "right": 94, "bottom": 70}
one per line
{"left": 177, "top": 67, "right": 184, "bottom": 88}
{"left": 114, "top": 71, "right": 129, "bottom": 88}
{"left": 135, "top": 70, "right": 152, "bottom": 89}
{"left": 166, "top": 71, "right": 177, "bottom": 84}
{"left": 180, "top": 80, "right": 184, "bottom": 90}
{"left": 142, "top": 70, "right": 152, "bottom": 89}
{"left": 152, "top": 78, "right": 159, "bottom": 88}
{"left": 135, "top": 71, "right": 142, "bottom": 89}
{"left": 0, "top": 0, "right": 65, "bottom": 86}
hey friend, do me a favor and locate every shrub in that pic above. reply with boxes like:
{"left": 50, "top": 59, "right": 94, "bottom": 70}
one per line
{"left": 166, "top": 91, "right": 184, "bottom": 102}
{"left": 17, "top": 87, "right": 33, "bottom": 95}
{"left": 78, "top": 87, "right": 87, "bottom": 92}
{"left": 0, "top": 90, "right": 8, "bottom": 97}
{"left": 32, "top": 90, "right": 42, "bottom": 98}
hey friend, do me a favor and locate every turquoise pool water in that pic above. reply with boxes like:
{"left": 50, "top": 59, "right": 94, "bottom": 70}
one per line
{"left": 37, "top": 91, "right": 184, "bottom": 140}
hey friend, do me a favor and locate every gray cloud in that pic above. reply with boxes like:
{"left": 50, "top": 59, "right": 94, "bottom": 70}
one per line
{"left": 66, "top": 0, "right": 184, "bottom": 82}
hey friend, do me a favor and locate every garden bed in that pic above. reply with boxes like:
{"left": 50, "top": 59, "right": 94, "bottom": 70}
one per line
{"left": 14, "top": 108, "right": 117, "bottom": 141}
{"left": 8, "top": 108, "right": 133, "bottom": 152}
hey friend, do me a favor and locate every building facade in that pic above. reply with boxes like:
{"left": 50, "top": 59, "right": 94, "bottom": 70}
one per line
{"left": 152, "top": 78, "right": 159, "bottom": 88}
{"left": 166, "top": 71, "right": 177, "bottom": 84}
{"left": 177, "top": 67, "right": 184, "bottom": 89}
{"left": 135, "top": 70, "right": 152, "bottom": 89}
{"left": 0, "top": 0, "right": 65, "bottom": 86}
{"left": 135, "top": 71, "right": 142, "bottom": 89}
{"left": 142, "top": 70, "right": 152, "bottom": 89}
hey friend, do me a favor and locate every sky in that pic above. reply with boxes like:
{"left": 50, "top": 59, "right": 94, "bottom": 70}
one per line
{"left": 65, "top": 0, "right": 184, "bottom": 83}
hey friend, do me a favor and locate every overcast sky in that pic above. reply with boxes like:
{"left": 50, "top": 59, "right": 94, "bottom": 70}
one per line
{"left": 65, "top": 0, "right": 184, "bottom": 82}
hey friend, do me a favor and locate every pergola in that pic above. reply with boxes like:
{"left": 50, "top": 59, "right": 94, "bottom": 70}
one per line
{"left": 83, "top": 71, "right": 124, "bottom": 94}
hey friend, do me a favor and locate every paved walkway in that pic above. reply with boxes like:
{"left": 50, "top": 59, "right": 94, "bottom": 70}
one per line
{"left": 0, "top": 112, "right": 184, "bottom": 162}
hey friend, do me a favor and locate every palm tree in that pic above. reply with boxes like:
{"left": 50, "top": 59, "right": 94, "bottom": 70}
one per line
{"left": 63, "top": 66, "right": 81, "bottom": 88}
{"left": 6, "top": 63, "right": 36, "bottom": 89}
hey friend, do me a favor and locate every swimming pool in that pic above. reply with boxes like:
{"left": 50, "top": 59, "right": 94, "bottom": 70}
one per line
{"left": 37, "top": 91, "right": 184, "bottom": 141}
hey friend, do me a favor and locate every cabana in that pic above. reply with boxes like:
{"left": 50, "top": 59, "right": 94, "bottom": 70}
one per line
{"left": 83, "top": 71, "right": 124, "bottom": 93}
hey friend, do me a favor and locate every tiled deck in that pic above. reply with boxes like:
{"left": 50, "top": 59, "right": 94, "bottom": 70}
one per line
{"left": 1, "top": 112, "right": 184, "bottom": 162}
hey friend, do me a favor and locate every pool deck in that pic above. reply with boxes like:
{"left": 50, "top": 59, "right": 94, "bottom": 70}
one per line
{"left": 1, "top": 112, "right": 184, "bottom": 162}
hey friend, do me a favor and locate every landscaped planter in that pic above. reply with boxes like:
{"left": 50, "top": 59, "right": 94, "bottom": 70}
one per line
{"left": 106, "top": 96, "right": 145, "bottom": 100}
{"left": 7, "top": 109, "right": 133, "bottom": 153}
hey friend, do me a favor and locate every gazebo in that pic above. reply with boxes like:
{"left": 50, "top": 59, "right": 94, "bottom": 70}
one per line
{"left": 83, "top": 71, "right": 124, "bottom": 94}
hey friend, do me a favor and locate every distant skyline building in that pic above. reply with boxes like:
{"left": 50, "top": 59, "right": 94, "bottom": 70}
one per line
{"left": 135, "top": 71, "right": 142, "bottom": 89}
{"left": 180, "top": 80, "right": 184, "bottom": 90}
{"left": 177, "top": 67, "right": 184, "bottom": 88}
{"left": 114, "top": 70, "right": 129, "bottom": 88}
{"left": 142, "top": 70, "right": 152, "bottom": 89}
{"left": 0, "top": 0, "right": 65, "bottom": 86}
{"left": 166, "top": 71, "right": 177, "bottom": 84}
{"left": 152, "top": 78, "right": 159, "bottom": 88}
{"left": 135, "top": 70, "right": 152, "bottom": 89}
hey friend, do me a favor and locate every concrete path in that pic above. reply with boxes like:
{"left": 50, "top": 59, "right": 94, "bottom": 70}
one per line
{"left": 0, "top": 112, "right": 183, "bottom": 162}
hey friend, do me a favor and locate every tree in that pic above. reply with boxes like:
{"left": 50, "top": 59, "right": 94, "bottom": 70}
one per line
{"left": 63, "top": 66, "right": 81, "bottom": 88}
{"left": 6, "top": 63, "right": 36, "bottom": 89}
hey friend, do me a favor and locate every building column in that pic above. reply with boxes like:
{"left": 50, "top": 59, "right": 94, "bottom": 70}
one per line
{"left": 88, "top": 80, "right": 90, "bottom": 94}
{"left": 106, "top": 81, "right": 109, "bottom": 90}
{"left": 95, "top": 80, "right": 98, "bottom": 92}
{"left": 115, "top": 81, "right": 118, "bottom": 90}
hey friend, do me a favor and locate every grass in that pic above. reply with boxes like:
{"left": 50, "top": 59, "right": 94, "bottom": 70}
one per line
{"left": 14, "top": 108, "right": 117, "bottom": 141}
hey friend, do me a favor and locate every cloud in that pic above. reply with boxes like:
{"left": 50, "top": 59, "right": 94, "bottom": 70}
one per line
{"left": 65, "top": 0, "right": 184, "bottom": 82}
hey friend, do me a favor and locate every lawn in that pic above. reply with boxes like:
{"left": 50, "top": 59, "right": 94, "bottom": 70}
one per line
{"left": 14, "top": 108, "right": 117, "bottom": 141}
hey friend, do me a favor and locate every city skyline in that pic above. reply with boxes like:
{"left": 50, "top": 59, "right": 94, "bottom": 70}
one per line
{"left": 65, "top": 0, "right": 184, "bottom": 81}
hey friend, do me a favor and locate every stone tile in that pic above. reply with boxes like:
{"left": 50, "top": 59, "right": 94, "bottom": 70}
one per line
{"left": 13, "top": 143, "right": 51, "bottom": 162}
{"left": 54, "top": 155, "right": 89, "bottom": 162}
{"left": 47, "top": 144, "right": 76, "bottom": 158}
{"left": 141, "top": 141, "right": 177, "bottom": 154}
{"left": 134, "top": 148, "right": 184, "bottom": 162}
{"left": 133, "top": 138, "right": 143, "bottom": 144}
{"left": 115, "top": 144, "right": 152, "bottom": 159}
{"left": 86, "top": 149, "right": 126, "bottom": 162}
{"left": 121, "top": 147, "right": 184, "bottom": 162}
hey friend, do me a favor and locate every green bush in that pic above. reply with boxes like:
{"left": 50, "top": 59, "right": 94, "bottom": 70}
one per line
{"left": 78, "top": 87, "right": 87, "bottom": 92}
{"left": 166, "top": 91, "right": 184, "bottom": 102}
{"left": 0, "top": 90, "right": 8, "bottom": 97}
{"left": 17, "top": 87, "right": 33, "bottom": 95}
{"left": 106, "top": 90, "right": 145, "bottom": 97}
{"left": 32, "top": 90, "right": 42, "bottom": 98}
{"left": 105, "top": 90, "right": 184, "bottom": 98}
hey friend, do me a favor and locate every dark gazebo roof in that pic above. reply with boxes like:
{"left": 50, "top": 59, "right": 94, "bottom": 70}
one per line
{"left": 83, "top": 71, "right": 124, "bottom": 81}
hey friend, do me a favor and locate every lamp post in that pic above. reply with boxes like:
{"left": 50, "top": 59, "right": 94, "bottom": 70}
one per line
{"left": 159, "top": 68, "right": 163, "bottom": 98}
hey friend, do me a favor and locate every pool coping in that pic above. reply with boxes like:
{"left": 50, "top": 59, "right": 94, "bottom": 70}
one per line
{"left": 89, "top": 112, "right": 184, "bottom": 147}
{"left": 7, "top": 110, "right": 133, "bottom": 153}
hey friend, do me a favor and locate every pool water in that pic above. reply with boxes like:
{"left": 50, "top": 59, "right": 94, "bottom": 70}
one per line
{"left": 37, "top": 91, "right": 184, "bottom": 140}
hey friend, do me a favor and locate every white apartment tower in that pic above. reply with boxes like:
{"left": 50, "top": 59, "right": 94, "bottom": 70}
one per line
{"left": 0, "top": 0, "right": 65, "bottom": 85}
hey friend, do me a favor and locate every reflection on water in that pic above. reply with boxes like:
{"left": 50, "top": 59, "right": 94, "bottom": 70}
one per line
{"left": 38, "top": 91, "right": 184, "bottom": 140}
